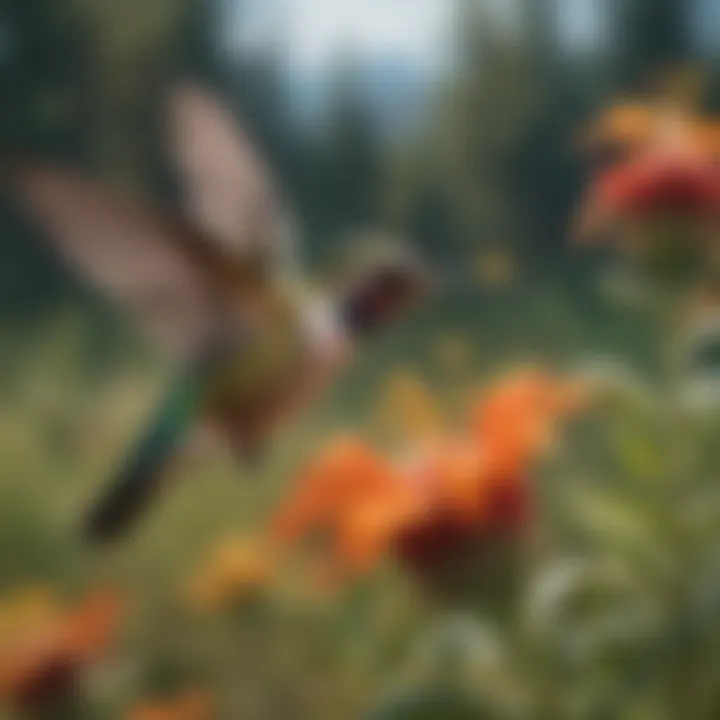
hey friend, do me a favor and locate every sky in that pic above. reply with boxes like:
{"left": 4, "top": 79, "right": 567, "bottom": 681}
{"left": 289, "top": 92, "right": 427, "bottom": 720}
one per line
{"left": 221, "top": 0, "right": 611, "bottom": 131}
{"left": 694, "top": 0, "right": 720, "bottom": 56}
{"left": 228, "top": 0, "right": 455, "bottom": 73}
{"left": 226, "top": 0, "right": 610, "bottom": 74}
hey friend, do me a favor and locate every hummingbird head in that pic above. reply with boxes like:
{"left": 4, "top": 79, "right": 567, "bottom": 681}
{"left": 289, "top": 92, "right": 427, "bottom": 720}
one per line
{"left": 334, "top": 232, "right": 433, "bottom": 338}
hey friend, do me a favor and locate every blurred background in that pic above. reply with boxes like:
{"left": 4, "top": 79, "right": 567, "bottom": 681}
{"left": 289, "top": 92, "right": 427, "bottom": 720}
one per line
{"left": 3, "top": 0, "right": 719, "bottom": 312}
{"left": 1, "top": 0, "right": 720, "bottom": 718}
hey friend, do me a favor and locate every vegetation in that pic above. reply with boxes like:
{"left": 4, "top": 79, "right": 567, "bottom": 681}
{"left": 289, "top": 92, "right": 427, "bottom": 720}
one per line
{"left": 2, "top": 0, "right": 720, "bottom": 717}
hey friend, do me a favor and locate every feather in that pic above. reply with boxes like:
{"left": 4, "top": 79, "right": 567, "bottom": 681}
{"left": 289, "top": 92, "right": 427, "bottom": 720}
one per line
{"left": 168, "top": 83, "right": 294, "bottom": 265}
{"left": 82, "top": 334, "right": 242, "bottom": 543}
{"left": 13, "top": 166, "right": 231, "bottom": 354}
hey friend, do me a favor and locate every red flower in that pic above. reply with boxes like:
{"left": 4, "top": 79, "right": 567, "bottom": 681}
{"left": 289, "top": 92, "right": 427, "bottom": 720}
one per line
{"left": 577, "top": 150, "right": 720, "bottom": 244}
{"left": 600, "top": 155, "right": 720, "bottom": 216}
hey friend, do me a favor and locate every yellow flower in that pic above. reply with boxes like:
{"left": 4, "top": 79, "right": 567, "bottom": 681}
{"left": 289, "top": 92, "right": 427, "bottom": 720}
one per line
{"left": 186, "top": 538, "right": 273, "bottom": 613}
{"left": 374, "top": 369, "right": 443, "bottom": 443}
{"left": 0, "top": 586, "right": 61, "bottom": 647}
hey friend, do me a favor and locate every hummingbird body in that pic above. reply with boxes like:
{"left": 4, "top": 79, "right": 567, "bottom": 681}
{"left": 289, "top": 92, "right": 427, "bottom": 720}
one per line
{"left": 203, "top": 282, "right": 348, "bottom": 453}
{"left": 85, "top": 278, "right": 351, "bottom": 541}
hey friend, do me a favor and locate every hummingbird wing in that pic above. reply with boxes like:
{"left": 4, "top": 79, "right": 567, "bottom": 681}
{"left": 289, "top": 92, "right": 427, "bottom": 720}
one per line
{"left": 13, "top": 165, "right": 235, "bottom": 354}
{"left": 169, "top": 83, "right": 297, "bottom": 270}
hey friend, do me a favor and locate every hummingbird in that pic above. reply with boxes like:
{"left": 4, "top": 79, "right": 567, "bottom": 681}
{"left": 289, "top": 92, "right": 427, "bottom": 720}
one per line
{"left": 12, "top": 83, "right": 431, "bottom": 544}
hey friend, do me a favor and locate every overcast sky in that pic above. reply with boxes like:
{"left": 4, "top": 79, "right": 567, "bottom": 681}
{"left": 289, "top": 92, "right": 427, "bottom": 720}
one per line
{"left": 226, "top": 0, "right": 612, "bottom": 74}
{"left": 228, "top": 0, "right": 457, "bottom": 73}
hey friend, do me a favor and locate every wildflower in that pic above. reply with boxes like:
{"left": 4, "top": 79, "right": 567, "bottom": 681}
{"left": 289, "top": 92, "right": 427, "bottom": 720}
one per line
{"left": 576, "top": 146, "right": 720, "bottom": 283}
{"left": 585, "top": 153, "right": 720, "bottom": 227}
{"left": 0, "top": 586, "right": 61, "bottom": 646}
{"left": 186, "top": 537, "right": 273, "bottom": 613}
{"left": 581, "top": 67, "right": 713, "bottom": 162}
{"left": 374, "top": 369, "right": 444, "bottom": 444}
{"left": 270, "top": 369, "right": 587, "bottom": 606}
{"left": 0, "top": 588, "right": 122, "bottom": 711}
{"left": 127, "top": 690, "right": 213, "bottom": 720}
{"left": 581, "top": 102, "right": 718, "bottom": 162}
{"left": 581, "top": 102, "right": 657, "bottom": 159}
{"left": 694, "top": 119, "right": 720, "bottom": 161}
{"left": 271, "top": 436, "right": 414, "bottom": 578}
{"left": 576, "top": 80, "right": 720, "bottom": 287}
{"left": 469, "top": 367, "right": 589, "bottom": 478}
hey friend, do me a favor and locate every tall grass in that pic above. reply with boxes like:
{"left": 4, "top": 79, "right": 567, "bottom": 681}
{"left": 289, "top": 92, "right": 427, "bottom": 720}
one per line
{"left": 5, "top": 285, "right": 720, "bottom": 718}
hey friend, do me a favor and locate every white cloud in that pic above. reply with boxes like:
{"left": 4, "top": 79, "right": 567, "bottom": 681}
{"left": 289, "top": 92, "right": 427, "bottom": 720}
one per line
{"left": 229, "top": 0, "right": 455, "bottom": 71}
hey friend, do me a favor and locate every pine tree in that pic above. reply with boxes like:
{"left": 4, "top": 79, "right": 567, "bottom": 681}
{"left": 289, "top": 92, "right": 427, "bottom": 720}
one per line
{"left": 383, "top": 0, "right": 547, "bottom": 267}
{"left": 616, "top": 0, "right": 692, "bottom": 88}
{"left": 310, "top": 59, "right": 385, "bottom": 261}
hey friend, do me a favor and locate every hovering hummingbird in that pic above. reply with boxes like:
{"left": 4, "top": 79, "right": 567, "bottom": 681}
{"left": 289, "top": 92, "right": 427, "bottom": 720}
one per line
{"left": 12, "top": 83, "right": 431, "bottom": 544}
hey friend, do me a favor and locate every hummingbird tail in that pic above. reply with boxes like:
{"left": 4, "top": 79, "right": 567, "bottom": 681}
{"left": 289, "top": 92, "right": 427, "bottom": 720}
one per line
{"left": 83, "top": 374, "right": 202, "bottom": 544}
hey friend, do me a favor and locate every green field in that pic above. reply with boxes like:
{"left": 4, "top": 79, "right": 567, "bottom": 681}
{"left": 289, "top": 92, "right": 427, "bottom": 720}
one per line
{"left": 4, "top": 281, "right": 720, "bottom": 719}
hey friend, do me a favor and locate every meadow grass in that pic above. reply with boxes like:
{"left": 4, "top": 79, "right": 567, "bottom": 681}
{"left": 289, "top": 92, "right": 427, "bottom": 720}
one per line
{"left": 4, "top": 285, "right": 719, "bottom": 718}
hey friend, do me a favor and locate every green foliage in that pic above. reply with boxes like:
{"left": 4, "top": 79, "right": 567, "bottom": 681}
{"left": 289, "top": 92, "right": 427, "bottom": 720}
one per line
{"left": 3, "top": 283, "right": 720, "bottom": 717}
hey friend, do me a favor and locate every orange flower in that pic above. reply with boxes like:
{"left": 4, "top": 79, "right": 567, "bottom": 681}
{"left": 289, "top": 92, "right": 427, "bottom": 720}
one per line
{"left": 0, "top": 588, "right": 122, "bottom": 710}
{"left": 269, "top": 370, "right": 586, "bottom": 594}
{"left": 271, "top": 437, "right": 420, "bottom": 577}
{"left": 580, "top": 89, "right": 716, "bottom": 162}
{"left": 127, "top": 690, "right": 213, "bottom": 720}
{"left": 470, "top": 367, "right": 589, "bottom": 478}
{"left": 581, "top": 102, "right": 657, "bottom": 157}
{"left": 690, "top": 119, "right": 720, "bottom": 161}
{"left": 391, "top": 370, "right": 585, "bottom": 596}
